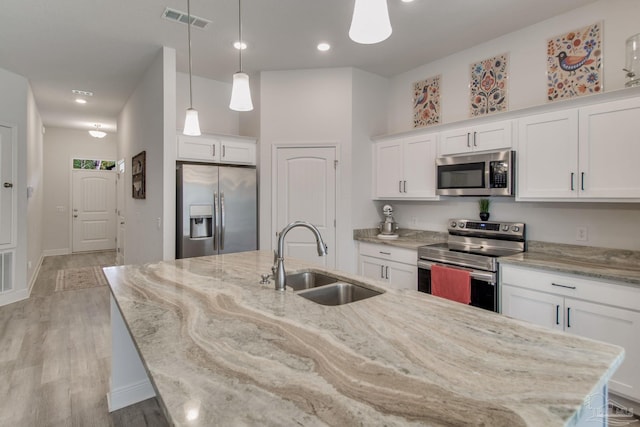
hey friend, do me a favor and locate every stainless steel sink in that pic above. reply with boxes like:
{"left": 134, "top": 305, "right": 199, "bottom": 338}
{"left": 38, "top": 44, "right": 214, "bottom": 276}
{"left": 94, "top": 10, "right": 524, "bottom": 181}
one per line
{"left": 296, "top": 282, "right": 383, "bottom": 306}
{"left": 285, "top": 271, "right": 338, "bottom": 291}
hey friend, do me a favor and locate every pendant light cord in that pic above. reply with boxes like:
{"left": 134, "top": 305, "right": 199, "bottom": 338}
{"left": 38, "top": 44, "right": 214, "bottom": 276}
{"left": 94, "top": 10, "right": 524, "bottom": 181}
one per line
{"left": 187, "top": 0, "right": 194, "bottom": 109}
{"left": 238, "top": 0, "right": 243, "bottom": 73}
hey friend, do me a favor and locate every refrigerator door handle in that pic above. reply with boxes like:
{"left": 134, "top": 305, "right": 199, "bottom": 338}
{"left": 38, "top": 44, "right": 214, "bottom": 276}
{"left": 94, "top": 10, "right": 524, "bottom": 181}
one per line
{"left": 213, "top": 192, "right": 218, "bottom": 251}
{"left": 220, "top": 192, "right": 225, "bottom": 250}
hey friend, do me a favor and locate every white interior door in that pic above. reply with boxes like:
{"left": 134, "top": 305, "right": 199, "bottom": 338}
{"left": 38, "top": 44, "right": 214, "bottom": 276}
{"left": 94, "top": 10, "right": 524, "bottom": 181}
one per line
{"left": 274, "top": 146, "right": 336, "bottom": 268}
{"left": 72, "top": 170, "right": 117, "bottom": 252}
{"left": 0, "top": 125, "right": 14, "bottom": 246}
{"left": 115, "top": 160, "right": 126, "bottom": 264}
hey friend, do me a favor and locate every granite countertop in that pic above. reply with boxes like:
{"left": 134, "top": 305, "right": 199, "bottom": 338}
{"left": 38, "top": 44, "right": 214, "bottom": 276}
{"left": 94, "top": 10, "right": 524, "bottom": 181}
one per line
{"left": 499, "top": 241, "right": 640, "bottom": 286}
{"left": 353, "top": 228, "right": 447, "bottom": 250}
{"left": 104, "top": 251, "right": 623, "bottom": 426}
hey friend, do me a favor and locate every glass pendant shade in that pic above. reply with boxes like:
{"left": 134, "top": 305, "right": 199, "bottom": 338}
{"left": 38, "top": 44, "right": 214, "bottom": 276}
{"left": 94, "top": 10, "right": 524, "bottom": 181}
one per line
{"left": 229, "top": 72, "right": 254, "bottom": 112}
{"left": 625, "top": 33, "right": 640, "bottom": 88}
{"left": 349, "top": 0, "right": 392, "bottom": 45}
{"left": 183, "top": 108, "right": 201, "bottom": 136}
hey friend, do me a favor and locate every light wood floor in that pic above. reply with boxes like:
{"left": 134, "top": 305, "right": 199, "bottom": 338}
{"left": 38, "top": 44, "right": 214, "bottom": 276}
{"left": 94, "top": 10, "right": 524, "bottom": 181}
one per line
{"left": 0, "top": 251, "right": 169, "bottom": 426}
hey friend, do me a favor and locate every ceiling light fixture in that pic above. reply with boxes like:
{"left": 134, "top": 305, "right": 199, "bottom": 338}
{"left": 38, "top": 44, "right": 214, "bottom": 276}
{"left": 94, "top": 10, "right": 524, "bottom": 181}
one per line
{"left": 349, "top": 0, "right": 392, "bottom": 45}
{"left": 89, "top": 124, "right": 106, "bottom": 138}
{"left": 183, "top": 0, "right": 201, "bottom": 136}
{"left": 317, "top": 42, "right": 331, "bottom": 52}
{"left": 75, "top": 98, "right": 87, "bottom": 104}
{"left": 229, "top": 0, "right": 254, "bottom": 112}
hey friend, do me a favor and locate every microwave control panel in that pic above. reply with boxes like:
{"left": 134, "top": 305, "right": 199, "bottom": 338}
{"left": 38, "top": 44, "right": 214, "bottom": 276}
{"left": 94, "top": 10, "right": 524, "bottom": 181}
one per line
{"left": 489, "top": 161, "right": 508, "bottom": 188}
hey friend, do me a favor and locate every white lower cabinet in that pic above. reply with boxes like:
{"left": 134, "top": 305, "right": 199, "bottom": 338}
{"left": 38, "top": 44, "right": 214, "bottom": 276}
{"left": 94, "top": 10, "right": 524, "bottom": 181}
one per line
{"left": 501, "top": 264, "right": 640, "bottom": 402}
{"left": 358, "top": 242, "right": 417, "bottom": 290}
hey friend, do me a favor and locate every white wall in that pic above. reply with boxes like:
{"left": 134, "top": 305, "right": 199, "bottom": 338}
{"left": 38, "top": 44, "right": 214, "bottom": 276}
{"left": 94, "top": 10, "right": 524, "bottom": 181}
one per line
{"left": 42, "top": 127, "right": 117, "bottom": 254}
{"left": 387, "top": 0, "right": 640, "bottom": 132}
{"left": 118, "top": 46, "right": 176, "bottom": 265}
{"left": 376, "top": 0, "right": 640, "bottom": 251}
{"left": 176, "top": 72, "right": 239, "bottom": 135}
{"left": 26, "top": 85, "right": 43, "bottom": 289}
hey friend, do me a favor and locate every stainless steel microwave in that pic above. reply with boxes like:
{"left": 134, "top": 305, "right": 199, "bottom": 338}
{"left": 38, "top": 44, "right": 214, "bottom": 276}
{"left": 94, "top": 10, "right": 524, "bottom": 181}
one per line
{"left": 436, "top": 150, "right": 515, "bottom": 196}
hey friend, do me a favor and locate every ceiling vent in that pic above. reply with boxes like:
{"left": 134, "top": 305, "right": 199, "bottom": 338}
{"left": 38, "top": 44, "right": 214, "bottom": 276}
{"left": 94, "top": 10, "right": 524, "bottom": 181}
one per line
{"left": 162, "top": 7, "right": 210, "bottom": 29}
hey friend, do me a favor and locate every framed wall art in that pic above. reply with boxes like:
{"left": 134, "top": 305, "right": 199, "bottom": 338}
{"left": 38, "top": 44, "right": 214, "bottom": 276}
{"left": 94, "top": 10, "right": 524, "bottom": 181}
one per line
{"left": 547, "top": 21, "right": 603, "bottom": 101}
{"left": 132, "top": 151, "right": 146, "bottom": 199}
{"left": 412, "top": 75, "right": 441, "bottom": 128}
{"left": 470, "top": 53, "right": 509, "bottom": 117}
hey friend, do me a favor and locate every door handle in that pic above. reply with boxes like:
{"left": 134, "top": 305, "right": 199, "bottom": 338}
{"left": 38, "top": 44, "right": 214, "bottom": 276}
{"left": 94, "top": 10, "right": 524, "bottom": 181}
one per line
{"left": 73, "top": 215, "right": 78, "bottom": 218}
{"left": 3, "top": 182, "right": 12, "bottom": 188}
{"left": 220, "top": 192, "right": 225, "bottom": 250}
{"left": 213, "top": 192, "right": 218, "bottom": 251}
{"left": 570, "top": 173, "right": 575, "bottom": 191}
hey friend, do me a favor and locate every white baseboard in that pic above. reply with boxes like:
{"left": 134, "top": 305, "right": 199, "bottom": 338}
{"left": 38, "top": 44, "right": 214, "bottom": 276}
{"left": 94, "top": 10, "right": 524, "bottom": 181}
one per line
{"left": 27, "top": 253, "right": 44, "bottom": 295}
{"left": 43, "top": 248, "right": 70, "bottom": 256}
{"left": 0, "top": 288, "right": 29, "bottom": 307}
{"left": 107, "top": 378, "right": 156, "bottom": 412}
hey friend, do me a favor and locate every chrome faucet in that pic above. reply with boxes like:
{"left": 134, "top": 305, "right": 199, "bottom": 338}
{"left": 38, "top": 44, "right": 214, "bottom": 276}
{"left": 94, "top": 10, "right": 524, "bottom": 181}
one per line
{"left": 273, "top": 221, "right": 328, "bottom": 291}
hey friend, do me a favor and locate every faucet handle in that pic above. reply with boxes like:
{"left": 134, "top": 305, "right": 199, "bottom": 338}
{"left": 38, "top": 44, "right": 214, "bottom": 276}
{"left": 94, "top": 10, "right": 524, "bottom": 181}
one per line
{"left": 260, "top": 274, "right": 271, "bottom": 284}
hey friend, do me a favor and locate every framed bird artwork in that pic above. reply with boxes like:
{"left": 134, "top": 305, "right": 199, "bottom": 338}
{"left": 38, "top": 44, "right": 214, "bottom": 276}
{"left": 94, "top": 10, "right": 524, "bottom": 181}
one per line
{"left": 469, "top": 53, "right": 509, "bottom": 117}
{"left": 412, "top": 75, "right": 441, "bottom": 128}
{"left": 547, "top": 21, "right": 603, "bottom": 101}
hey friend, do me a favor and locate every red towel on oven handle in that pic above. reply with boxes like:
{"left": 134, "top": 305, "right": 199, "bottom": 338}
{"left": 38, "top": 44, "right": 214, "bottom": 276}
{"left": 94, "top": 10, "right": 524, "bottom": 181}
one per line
{"left": 431, "top": 264, "right": 471, "bottom": 305}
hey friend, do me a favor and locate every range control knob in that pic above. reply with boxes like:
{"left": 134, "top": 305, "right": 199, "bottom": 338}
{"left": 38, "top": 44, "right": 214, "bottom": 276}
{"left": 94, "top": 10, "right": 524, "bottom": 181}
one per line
{"left": 458, "top": 222, "right": 465, "bottom": 228}
{"left": 511, "top": 225, "right": 520, "bottom": 232}
{"left": 502, "top": 224, "right": 510, "bottom": 231}
{"left": 450, "top": 221, "right": 457, "bottom": 228}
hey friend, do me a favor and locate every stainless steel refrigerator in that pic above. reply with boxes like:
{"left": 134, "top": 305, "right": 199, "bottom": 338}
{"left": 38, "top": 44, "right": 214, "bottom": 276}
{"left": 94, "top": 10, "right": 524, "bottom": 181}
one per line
{"left": 176, "top": 163, "right": 257, "bottom": 259}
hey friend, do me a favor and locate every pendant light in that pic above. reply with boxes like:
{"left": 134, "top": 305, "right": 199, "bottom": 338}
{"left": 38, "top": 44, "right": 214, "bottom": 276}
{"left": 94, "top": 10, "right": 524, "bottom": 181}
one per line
{"left": 89, "top": 124, "right": 106, "bottom": 138}
{"left": 183, "top": 0, "right": 201, "bottom": 136}
{"left": 349, "top": 0, "right": 392, "bottom": 45}
{"left": 229, "top": 0, "right": 254, "bottom": 111}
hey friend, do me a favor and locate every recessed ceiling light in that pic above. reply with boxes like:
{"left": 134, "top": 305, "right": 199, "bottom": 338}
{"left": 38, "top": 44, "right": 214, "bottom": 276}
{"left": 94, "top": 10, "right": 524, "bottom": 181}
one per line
{"left": 234, "top": 41, "right": 247, "bottom": 50}
{"left": 75, "top": 98, "right": 87, "bottom": 104}
{"left": 317, "top": 42, "right": 331, "bottom": 52}
{"left": 401, "top": 0, "right": 415, "bottom": 3}
{"left": 72, "top": 89, "right": 93, "bottom": 97}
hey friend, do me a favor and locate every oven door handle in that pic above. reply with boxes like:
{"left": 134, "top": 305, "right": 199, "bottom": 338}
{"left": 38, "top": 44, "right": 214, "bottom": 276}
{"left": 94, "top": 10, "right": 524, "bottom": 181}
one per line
{"left": 417, "top": 260, "right": 496, "bottom": 284}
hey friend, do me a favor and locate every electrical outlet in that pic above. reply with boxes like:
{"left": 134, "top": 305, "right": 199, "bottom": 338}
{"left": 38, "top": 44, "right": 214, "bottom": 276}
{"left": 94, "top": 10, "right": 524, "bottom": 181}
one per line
{"left": 576, "top": 226, "right": 588, "bottom": 241}
{"left": 157, "top": 217, "right": 162, "bottom": 230}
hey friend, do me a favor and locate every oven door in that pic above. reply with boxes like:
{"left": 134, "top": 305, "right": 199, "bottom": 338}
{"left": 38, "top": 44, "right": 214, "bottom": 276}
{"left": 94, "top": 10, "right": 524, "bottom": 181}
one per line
{"left": 417, "top": 259, "right": 497, "bottom": 312}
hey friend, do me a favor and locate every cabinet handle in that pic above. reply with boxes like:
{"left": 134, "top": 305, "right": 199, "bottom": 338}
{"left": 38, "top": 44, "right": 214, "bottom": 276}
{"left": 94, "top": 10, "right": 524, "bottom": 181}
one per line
{"left": 403, "top": 180, "right": 407, "bottom": 193}
{"left": 380, "top": 265, "right": 384, "bottom": 278}
{"left": 551, "top": 283, "right": 576, "bottom": 290}
{"left": 399, "top": 181, "right": 402, "bottom": 193}
{"left": 212, "top": 145, "right": 216, "bottom": 157}
{"left": 567, "top": 307, "right": 571, "bottom": 328}
{"left": 466, "top": 133, "right": 471, "bottom": 148}
{"left": 3, "top": 182, "right": 12, "bottom": 188}
{"left": 385, "top": 266, "right": 389, "bottom": 279}
{"left": 379, "top": 251, "right": 391, "bottom": 255}
{"left": 223, "top": 144, "right": 226, "bottom": 158}
{"left": 556, "top": 305, "right": 560, "bottom": 325}
{"left": 581, "top": 172, "right": 585, "bottom": 191}
{"left": 473, "top": 131, "right": 477, "bottom": 147}
{"left": 570, "top": 173, "right": 575, "bottom": 191}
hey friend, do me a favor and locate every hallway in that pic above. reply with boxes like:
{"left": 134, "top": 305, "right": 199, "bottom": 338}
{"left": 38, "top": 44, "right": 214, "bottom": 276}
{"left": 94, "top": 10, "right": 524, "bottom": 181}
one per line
{"left": 0, "top": 251, "right": 168, "bottom": 426}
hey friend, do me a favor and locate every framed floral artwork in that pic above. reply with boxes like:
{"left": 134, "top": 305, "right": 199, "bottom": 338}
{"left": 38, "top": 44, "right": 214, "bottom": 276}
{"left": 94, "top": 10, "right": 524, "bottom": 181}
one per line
{"left": 412, "top": 75, "right": 441, "bottom": 128}
{"left": 470, "top": 53, "right": 508, "bottom": 117}
{"left": 547, "top": 22, "right": 602, "bottom": 101}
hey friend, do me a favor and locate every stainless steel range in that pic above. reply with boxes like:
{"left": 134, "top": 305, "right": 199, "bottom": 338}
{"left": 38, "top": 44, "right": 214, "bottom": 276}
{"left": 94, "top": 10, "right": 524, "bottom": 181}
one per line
{"left": 417, "top": 219, "right": 526, "bottom": 312}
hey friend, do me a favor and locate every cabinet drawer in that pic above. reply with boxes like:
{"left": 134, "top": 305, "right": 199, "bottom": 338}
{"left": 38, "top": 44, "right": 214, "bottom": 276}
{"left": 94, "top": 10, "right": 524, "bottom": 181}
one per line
{"left": 359, "top": 242, "right": 417, "bottom": 265}
{"left": 500, "top": 264, "right": 640, "bottom": 311}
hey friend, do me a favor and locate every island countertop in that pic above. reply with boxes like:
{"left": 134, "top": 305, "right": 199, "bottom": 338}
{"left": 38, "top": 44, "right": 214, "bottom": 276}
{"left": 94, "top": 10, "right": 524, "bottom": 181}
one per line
{"left": 104, "top": 251, "right": 623, "bottom": 426}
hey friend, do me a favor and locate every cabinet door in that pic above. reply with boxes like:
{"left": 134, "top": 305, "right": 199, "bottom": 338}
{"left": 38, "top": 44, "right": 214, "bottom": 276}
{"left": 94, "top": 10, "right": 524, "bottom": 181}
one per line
{"left": 221, "top": 140, "right": 256, "bottom": 165}
{"left": 177, "top": 136, "right": 220, "bottom": 162}
{"left": 579, "top": 97, "right": 640, "bottom": 198}
{"left": 386, "top": 259, "right": 417, "bottom": 291}
{"left": 374, "top": 140, "right": 403, "bottom": 198}
{"left": 359, "top": 255, "right": 387, "bottom": 282}
{"left": 501, "top": 285, "right": 564, "bottom": 331}
{"left": 517, "top": 110, "right": 578, "bottom": 199}
{"left": 565, "top": 298, "right": 640, "bottom": 402}
{"left": 403, "top": 135, "right": 437, "bottom": 198}
{"left": 439, "top": 128, "right": 472, "bottom": 155}
{"left": 472, "top": 120, "right": 512, "bottom": 152}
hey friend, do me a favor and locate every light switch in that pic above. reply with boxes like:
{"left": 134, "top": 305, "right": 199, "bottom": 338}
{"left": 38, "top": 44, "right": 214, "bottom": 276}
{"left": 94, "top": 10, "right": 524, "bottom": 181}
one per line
{"left": 56, "top": 206, "right": 65, "bottom": 212}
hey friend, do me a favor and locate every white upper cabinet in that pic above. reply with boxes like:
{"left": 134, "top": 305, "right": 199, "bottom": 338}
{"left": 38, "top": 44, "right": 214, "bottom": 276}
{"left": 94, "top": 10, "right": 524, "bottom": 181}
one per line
{"left": 373, "top": 133, "right": 438, "bottom": 200}
{"left": 517, "top": 97, "right": 640, "bottom": 201}
{"left": 177, "top": 134, "right": 256, "bottom": 165}
{"left": 439, "top": 120, "right": 512, "bottom": 155}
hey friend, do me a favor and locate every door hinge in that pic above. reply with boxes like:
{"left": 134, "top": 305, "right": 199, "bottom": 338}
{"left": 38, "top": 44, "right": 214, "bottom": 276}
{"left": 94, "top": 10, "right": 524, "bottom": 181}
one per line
{"left": 334, "top": 160, "right": 338, "bottom": 169}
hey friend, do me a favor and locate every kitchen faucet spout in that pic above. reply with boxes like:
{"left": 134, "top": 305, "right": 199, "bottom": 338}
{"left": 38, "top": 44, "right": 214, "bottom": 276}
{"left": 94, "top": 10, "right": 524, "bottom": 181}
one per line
{"left": 273, "top": 221, "right": 327, "bottom": 291}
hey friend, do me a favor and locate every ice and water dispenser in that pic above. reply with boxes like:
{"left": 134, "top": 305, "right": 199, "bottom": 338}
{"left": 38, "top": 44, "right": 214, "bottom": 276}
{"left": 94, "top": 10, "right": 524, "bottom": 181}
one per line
{"left": 189, "top": 205, "right": 213, "bottom": 238}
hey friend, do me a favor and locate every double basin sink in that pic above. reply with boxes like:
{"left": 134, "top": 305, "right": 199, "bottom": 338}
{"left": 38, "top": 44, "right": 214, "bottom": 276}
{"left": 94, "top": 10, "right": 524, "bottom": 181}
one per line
{"left": 285, "top": 271, "right": 383, "bottom": 306}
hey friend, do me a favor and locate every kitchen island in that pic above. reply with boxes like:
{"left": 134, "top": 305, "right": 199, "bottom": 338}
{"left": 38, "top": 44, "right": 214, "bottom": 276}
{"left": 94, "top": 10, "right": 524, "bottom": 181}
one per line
{"left": 104, "top": 251, "right": 623, "bottom": 426}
